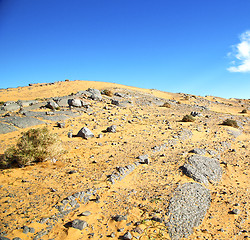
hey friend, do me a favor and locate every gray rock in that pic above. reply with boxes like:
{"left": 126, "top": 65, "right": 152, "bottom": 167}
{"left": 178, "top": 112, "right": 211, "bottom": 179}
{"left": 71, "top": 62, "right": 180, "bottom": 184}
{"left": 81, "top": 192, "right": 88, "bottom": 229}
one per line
{"left": 114, "top": 92, "right": 126, "bottom": 98}
{"left": 112, "top": 215, "right": 127, "bottom": 222}
{"left": 190, "top": 148, "right": 206, "bottom": 155}
{"left": 77, "top": 127, "right": 94, "bottom": 139}
{"left": 106, "top": 125, "right": 116, "bottom": 133}
{"left": 72, "top": 219, "right": 87, "bottom": 230}
{"left": 12, "top": 237, "right": 22, "bottom": 240}
{"left": 123, "top": 231, "right": 132, "bottom": 240}
{"left": 0, "top": 237, "right": 10, "bottom": 240}
{"left": 0, "top": 122, "right": 17, "bottom": 134}
{"left": 167, "top": 182, "right": 211, "bottom": 240}
{"left": 57, "top": 122, "right": 65, "bottom": 128}
{"left": 24, "top": 102, "right": 45, "bottom": 110}
{"left": 190, "top": 111, "right": 202, "bottom": 117}
{"left": 45, "top": 101, "right": 59, "bottom": 110}
{"left": 2, "top": 116, "right": 45, "bottom": 128}
{"left": 40, "top": 115, "right": 69, "bottom": 121}
{"left": 1, "top": 102, "right": 20, "bottom": 112}
{"left": 87, "top": 88, "right": 102, "bottom": 101}
{"left": 68, "top": 99, "right": 82, "bottom": 107}
{"left": 23, "top": 226, "right": 30, "bottom": 234}
{"left": 55, "top": 96, "right": 72, "bottom": 107}
{"left": 79, "top": 211, "right": 91, "bottom": 216}
{"left": 138, "top": 155, "right": 149, "bottom": 164}
{"left": 68, "top": 132, "right": 73, "bottom": 138}
{"left": 231, "top": 209, "right": 240, "bottom": 214}
{"left": 17, "top": 100, "right": 38, "bottom": 107}
{"left": 183, "top": 155, "right": 222, "bottom": 185}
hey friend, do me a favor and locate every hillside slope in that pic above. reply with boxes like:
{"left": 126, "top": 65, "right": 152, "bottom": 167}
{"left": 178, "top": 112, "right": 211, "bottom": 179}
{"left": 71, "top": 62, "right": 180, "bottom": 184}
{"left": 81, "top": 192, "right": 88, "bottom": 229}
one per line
{"left": 0, "top": 80, "right": 249, "bottom": 240}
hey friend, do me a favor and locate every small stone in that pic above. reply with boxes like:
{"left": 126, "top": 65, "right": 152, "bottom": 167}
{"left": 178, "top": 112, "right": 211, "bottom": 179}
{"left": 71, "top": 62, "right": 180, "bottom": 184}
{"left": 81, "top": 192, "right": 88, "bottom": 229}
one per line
{"left": 57, "top": 122, "right": 65, "bottom": 128}
{"left": 138, "top": 154, "right": 149, "bottom": 164}
{"left": 123, "top": 231, "right": 132, "bottom": 240}
{"left": 77, "top": 127, "right": 94, "bottom": 139}
{"left": 79, "top": 211, "right": 91, "bottom": 216}
{"left": 68, "top": 170, "right": 77, "bottom": 174}
{"left": 110, "top": 232, "right": 115, "bottom": 238}
{"left": 106, "top": 125, "right": 116, "bottom": 133}
{"left": 23, "top": 226, "right": 30, "bottom": 234}
{"left": 112, "top": 215, "right": 127, "bottom": 222}
{"left": 72, "top": 219, "right": 88, "bottom": 230}
{"left": 231, "top": 209, "right": 240, "bottom": 215}
{"left": 68, "top": 132, "right": 73, "bottom": 138}
{"left": 29, "top": 227, "right": 35, "bottom": 233}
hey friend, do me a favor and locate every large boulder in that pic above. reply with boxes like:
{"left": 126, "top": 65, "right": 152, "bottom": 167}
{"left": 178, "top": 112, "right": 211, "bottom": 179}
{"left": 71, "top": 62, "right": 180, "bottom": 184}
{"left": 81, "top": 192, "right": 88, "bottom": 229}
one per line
{"left": 1, "top": 102, "right": 20, "bottom": 111}
{"left": 68, "top": 98, "right": 82, "bottom": 107}
{"left": 45, "top": 101, "right": 59, "bottom": 110}
{"left": 182, "top": 155, "right": 222, "bottom": 185}
{"left": 167, "top": 182, "right": 211, "bottom": 240}
{"left": 87, "top": 88, "right": 102, "bottom": 101}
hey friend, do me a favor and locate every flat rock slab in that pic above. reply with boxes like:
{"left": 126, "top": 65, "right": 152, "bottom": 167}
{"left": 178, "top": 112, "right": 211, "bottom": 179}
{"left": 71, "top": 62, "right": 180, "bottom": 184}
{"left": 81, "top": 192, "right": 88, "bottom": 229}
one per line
{"left": 167, "top": 182, "right": 211, "bottom": 240}
{"left": 0, "top": 122, "right": 17, "bottom": 134}
{"left": 40, "top": 115, "right": 69, "bottom": 121}
{"left": 1, "top": 116, "right": 45, "bottom": 128}
{"left": 183, "top": 155, "right": 222, "bottom": 185}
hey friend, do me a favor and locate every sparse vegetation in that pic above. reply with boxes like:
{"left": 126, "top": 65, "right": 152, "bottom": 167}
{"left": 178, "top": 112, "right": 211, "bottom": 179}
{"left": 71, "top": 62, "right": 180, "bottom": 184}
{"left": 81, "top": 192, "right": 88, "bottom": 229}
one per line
{"left": 221, "top": 119, "right": 239, "bottom": 128}
{"left": 0, "top": 101, "right": 5, "bottom": 106}
{"left": 161, "top": 102, "right": 171, "bottom": 108}
{"left": 102, "top": 89, "right": 113, "bottom": 97}
{"left": 2, "top": 127, "right": 63, "bottom": 167}
{"left": 182, "top": 115, "right": 195, "bottom": 122}
{"left": 241, "top": 109, "right": 247, "bottom": 113}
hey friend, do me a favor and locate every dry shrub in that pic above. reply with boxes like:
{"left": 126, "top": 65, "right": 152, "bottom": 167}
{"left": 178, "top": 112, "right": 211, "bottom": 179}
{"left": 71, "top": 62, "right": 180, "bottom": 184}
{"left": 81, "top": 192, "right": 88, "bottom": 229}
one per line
{"left": 222, "top": 119, "right": 239, "bottom": 128}
{"left": 161, "top": 102, "right": 171, "bottom": 108}
{"left": 3, "top": 127, "right": 63, "bottom": 167}
{"left": 102, "top": 89, "right": 113, "bottom": 97}
{"left": 182, "top": 115, "right": 195, "bottom": 122}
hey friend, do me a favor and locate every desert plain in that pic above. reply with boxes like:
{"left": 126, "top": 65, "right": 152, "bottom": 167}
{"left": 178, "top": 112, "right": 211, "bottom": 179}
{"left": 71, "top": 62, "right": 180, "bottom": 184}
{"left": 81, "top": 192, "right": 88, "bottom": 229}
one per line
{"left": 0, "top": 80, "right": 249, "bottom": 240}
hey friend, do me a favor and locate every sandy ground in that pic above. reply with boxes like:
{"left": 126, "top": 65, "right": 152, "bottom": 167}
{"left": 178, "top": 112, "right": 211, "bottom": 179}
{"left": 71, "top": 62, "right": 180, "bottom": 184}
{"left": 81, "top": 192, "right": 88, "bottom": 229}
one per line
{"left": 0, "top": 80, "right": 249, "bottom": 240}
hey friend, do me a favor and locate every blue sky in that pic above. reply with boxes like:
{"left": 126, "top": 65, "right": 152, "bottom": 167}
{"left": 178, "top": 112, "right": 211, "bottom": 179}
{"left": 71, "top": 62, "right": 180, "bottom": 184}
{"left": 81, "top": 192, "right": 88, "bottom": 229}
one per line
{"left": 0, "top": 0, "right": 249, "bottom": 99}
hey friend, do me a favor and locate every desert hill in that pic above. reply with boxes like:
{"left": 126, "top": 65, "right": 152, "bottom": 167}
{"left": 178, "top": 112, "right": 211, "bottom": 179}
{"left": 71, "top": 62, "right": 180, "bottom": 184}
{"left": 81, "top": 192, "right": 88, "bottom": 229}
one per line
{"left": 0, "top": 80, "right": 249, "bottom": 240}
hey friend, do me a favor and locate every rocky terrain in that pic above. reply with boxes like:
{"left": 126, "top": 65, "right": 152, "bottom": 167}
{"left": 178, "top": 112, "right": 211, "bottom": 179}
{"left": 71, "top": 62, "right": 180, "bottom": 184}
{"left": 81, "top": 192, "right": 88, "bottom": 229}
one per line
{"left": 0, "top": 80, "right": 249, "bottom": 240}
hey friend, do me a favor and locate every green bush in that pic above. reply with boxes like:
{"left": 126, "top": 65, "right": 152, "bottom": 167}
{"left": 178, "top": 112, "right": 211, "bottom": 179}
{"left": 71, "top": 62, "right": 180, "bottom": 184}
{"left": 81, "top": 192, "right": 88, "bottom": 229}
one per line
{"left": 3, "top": 127, "right": 63, "bottom": 167}
{"left": 182, "top": 115, "right": 195, "bottom": 122}
{"left": 222, "top": 119, "right": 239, "bottom": 128}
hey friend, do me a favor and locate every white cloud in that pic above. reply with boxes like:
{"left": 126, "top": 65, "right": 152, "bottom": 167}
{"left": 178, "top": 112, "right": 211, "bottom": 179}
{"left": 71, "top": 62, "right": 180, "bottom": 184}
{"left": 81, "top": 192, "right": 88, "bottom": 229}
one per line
{"left": 227, "top": 30, "right": 250, "bottom": 73}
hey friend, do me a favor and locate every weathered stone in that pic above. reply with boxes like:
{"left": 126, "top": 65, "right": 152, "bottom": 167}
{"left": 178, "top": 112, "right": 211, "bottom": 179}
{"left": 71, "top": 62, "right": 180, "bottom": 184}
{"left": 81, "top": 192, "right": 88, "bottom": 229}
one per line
{"left": 106, "top": 125, "right": 116, "bottom": 133}
{"left": 123, "top": 231, "right": 132, "bottom": 240}
{"left": 72, "top": 219, "right": 87, "bottom": 230}
{"left": 137, "top": 155, "right": 149, "bottom": 164}
{"left": 190, "top": 111, "right": 202, "bottom": 117}
{"left": 87, "top": 88, "right": 102, "bottom": 101}
{"left": 1, "top": 102, "right": 20, "bottom": 112}
{"left": 190, "top": 148, "right": 206, "bottom": 155}
{"left": 45, "top": 101, "right": 59, "bottom": 110}
{"left": 167, "top": 182, "right": 211, "bottom": 240}
{"left": 68, "top": 99, "right": 82, "bottom": 107}
{"left": 2, "top": 116, "right": 45, "bottom": 128}
{"left": 183, "top": 155, "right": 222, "bottom": 185}
{"left": 0, "top": 122, "right": 17, "bottom": 134}
{"left": 77, "top": 127, "right": 94, "bottom": 139}
{"left": 57, "top": 122, "right": 65, "bottom": 128}
{"left": 112, "top": 215, "right": 127, "bottom": 222}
